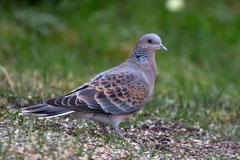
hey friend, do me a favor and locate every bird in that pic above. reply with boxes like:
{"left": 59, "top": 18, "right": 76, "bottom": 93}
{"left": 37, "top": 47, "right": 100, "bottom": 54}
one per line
{"left": 22, "top": 33, "right": 167, "bottom": 139}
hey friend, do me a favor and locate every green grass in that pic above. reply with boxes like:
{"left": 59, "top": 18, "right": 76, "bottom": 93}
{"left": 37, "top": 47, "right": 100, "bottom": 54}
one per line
{"left": 0, "top": 0, "right": 240, "bottom": 159}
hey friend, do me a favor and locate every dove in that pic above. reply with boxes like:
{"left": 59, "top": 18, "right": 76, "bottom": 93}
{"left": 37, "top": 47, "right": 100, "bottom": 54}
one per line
{"left": 22, "top": 33, "right": 167, "bottom": 139}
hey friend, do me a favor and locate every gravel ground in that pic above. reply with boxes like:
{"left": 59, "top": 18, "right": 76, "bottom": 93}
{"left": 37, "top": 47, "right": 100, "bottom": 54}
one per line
{"left": 0, "top": 108, "right": 239, "bottom": 159}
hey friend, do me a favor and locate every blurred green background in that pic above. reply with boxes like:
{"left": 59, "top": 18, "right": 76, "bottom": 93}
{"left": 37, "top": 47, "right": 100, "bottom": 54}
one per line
{"left": 0, "top": 0, "right": 239, "bottom": 139}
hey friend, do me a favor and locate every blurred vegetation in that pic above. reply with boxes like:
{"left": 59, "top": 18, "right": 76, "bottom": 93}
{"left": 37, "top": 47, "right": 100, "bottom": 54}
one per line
{"left": 0, "top": 0, "right": 239, "bottom": 139}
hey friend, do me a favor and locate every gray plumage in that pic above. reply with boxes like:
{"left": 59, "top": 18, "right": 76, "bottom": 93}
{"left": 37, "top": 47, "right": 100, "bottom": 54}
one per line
{"left": 22, "top": 33, "right": 167, "bottom": 139}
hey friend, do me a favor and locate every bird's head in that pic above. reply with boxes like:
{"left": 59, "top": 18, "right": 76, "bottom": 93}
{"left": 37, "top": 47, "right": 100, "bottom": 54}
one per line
{"left": 134, "top": 33, "right": 167, "bottom": 52}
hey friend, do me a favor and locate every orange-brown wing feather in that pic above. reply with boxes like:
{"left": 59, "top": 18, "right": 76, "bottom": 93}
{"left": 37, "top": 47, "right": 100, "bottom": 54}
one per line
{"left": 45, "top": 72, "right": 150, "bottom": 114}
{"left": 76, "top": 72, "right": 150, "bottom": 114}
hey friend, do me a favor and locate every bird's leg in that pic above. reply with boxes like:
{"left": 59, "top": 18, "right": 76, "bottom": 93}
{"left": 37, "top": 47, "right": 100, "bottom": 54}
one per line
{"left": 99, "top": 123, "right": 110, "bottom": 135}
{"left": 113, "top": 125, "right": 124, "bottom": 139}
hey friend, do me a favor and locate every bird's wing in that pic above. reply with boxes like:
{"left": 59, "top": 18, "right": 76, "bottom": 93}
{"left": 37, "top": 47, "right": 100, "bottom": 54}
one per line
{"left": 44, "top": 71, "right": 150, "bottom": 114}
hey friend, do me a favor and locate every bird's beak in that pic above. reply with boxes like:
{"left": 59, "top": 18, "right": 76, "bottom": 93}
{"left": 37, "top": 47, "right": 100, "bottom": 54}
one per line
{"left": 159, "top": 44, "right": 167, "bottom": 51}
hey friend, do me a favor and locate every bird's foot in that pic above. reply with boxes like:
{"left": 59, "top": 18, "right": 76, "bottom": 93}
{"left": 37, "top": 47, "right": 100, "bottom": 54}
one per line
{"left": 100, "top": 123, "right": 127, "bottom": 140}
{"left": 113, "top": 125, "right": 126, "bottom": 140}
{"left": 99, "top": 123, "right": 110, "bottom": 135}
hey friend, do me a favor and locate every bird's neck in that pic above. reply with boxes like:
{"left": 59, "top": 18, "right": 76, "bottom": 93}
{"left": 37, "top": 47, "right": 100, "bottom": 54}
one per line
{"left": 129, "top": 49, "right": 157, "bottom": 92}
{"left": 130, "top": 48, "right": 152, "bottom": 62}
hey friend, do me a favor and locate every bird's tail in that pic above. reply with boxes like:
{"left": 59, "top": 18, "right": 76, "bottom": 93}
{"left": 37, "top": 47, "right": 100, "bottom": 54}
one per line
{"left": 21, "top": 103, "right": 74, "bottom": 118}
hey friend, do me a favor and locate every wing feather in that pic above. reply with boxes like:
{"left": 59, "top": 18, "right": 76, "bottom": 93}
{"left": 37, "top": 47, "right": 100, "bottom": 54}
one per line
{"left": 44, "top": 72, "right": 150, "bottom": 115}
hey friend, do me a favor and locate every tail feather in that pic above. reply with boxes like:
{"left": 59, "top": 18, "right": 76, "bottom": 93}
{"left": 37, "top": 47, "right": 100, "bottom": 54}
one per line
{"left": 22, "top": 104, "right": 74, "bottom": 118}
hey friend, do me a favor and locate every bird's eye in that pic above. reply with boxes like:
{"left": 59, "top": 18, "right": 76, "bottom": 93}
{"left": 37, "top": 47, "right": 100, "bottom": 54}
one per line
{"left": 147, "top": 39, "right": 152, "bottom": 43}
